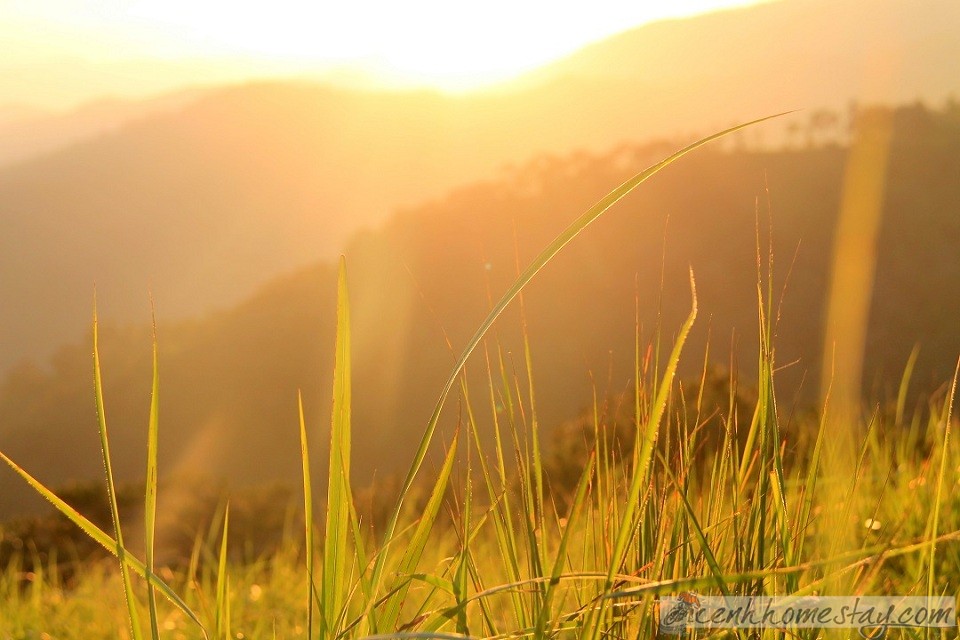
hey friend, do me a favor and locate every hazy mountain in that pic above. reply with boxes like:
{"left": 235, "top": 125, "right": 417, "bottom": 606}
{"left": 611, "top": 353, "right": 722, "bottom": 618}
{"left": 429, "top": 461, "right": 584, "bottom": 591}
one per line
{"left": 1, "top": 103, "right": 957, "bottom": 517}
{"left": 0, "top": 104, "right": 49, "bottom": 127}
{"left": 0, "top": 89, "right": 207, "bottom": 168}
{"left": 1, "top": 0, "right": 959, "bottom": 373}
{"left": 518, "top": 0, "right": 960, "bottom": 111}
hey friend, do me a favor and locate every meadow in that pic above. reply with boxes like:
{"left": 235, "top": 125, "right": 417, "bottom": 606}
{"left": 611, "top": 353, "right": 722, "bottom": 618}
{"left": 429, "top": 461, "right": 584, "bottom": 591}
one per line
{"left": 1, "top": 116, "right": 958, "bottom": 640}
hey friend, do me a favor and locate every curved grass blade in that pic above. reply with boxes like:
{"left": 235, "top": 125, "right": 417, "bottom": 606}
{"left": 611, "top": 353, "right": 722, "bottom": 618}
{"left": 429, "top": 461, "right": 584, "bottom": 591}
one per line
{"left": 580, "top": 271, "right": 697, "bottom": 640}
{"left": 370, "top": 112, "right": 792, "bottom": 594}
{"left": 0, "top": 450, "right": 207, "bottom": 635}
{"left": 895, "top": 345, "right": 921, "bottom": 425}
{"left": 298, "top": 390, "right": 316, "bottom": 638}
{"left": 379, "top": 431, "right": 460, "bottom": 633}
{"left": 607, "top": 271, "right": 697, "bottom": 584}
{"left": 93, "top": 305, "right": 144, "bottom": 640}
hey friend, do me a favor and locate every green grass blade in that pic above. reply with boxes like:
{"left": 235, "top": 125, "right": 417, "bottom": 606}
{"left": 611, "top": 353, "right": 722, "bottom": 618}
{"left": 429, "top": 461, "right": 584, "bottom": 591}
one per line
{"left": 608, "top": 270, "right": 697, "bottom": 583}
{"left": 345, "top": 467, "right": 374, "bottom": 629}
{"left": 298, "top": 390, "right": 316, "bottom": 638}
{"left": 453, "top": 436, "right": 473, "bottom": 636}
{"left": 667, "top": 465, "right": 731, "bottom": 597}
{"left": 0, "top": 449, "right": 206, "bottom": 634}
{"left": 371, "top": 111, "right": 790, "bottom": 598}
{"left": 215, "top": 504, "right": 230, "bottom": 640}
{"left": 896, "top": 345, "right": 921, "bottom": 425}
{"left": 93, "top": 304, "right": 144, "bottom": 640}
{"left": 795, "top": 357, "right": 832, "bottom": 562}
{"left": 145, "top": 307, "right": 161, "bottom": 640}
{"left": 380, "top": 431, "right": 460, "bottom": 632}
{"left": 577, "top": 272, "right": 696, "bottom": 640}
{"left": 535, "top": 452, "right": 595, "bottom": 637}
{"left": 471, "top": 358, "right": 527, "bottom": 629}
{"left": 927, "top": 358, "right": 958, "bottom": 600}
{"left": 323, "top": 256, "right": 353, "bottom": 636}
{"left": 518, "top": 296, "right": 546, "bottom": 562}
{"left": 357, "top": 634, "right": 476, "bottom": 640}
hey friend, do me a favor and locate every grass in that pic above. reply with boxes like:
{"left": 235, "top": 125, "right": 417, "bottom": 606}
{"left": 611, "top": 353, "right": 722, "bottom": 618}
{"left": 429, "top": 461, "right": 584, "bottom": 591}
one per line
{"left": 1, "top": 114, "right": 958, "bottom": 639}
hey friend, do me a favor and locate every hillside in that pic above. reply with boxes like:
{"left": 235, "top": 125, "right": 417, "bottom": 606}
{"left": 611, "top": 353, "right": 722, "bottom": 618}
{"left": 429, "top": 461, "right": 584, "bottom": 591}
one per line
{"left": 1, "top": 102, "right": 957, "bottom": 518}
{"left": 2, "top": 0, "right": 959, "bottom": 374}
{"left": 520, "top": 0, "right": 960, "bottom": 109}
{"left": 0, "top": 89, "right": 205, "bottom": 168}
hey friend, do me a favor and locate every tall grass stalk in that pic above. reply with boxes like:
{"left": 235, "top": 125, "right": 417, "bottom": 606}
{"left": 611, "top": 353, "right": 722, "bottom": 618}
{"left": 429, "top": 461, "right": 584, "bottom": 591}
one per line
{"left": 144, "top": 307, "right": 162, "bottom": 640}
{"left": 214, "top": 506, "right": 230, "bottom": 640}
{"left": 321, "top": 257, "right": 353, "bottom": 636}
{"left": 93, "top": 304, "right": 144, "bottom": 640}
{"left": 297, "top": 390, "right": 315, "bottom": 637}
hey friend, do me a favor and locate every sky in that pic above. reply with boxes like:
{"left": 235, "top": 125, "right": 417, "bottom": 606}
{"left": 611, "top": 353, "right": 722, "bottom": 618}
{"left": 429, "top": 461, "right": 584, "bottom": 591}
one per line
{"left": 2, "top": 0, "right": 765, "bottom": 110}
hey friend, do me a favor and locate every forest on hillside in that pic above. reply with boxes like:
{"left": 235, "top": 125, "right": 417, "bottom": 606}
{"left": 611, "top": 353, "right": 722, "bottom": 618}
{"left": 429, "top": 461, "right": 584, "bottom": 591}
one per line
{"left": 0, "top": 101, "right": 958, "bottom": 523}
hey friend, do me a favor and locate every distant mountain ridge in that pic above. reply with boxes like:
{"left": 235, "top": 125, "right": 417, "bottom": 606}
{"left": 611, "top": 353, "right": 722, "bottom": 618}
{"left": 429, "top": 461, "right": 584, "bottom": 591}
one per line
{"left": 0, "top": 88, "right": 206, "bottom": 168}
{"left": 1, "top": 0, "right": 959, "bottom": 375}
{"left": 0, "top": 103, "right": 957, "bottom": 518}
{"left": 521, "top": 0, "right": 959, "bottom": 108}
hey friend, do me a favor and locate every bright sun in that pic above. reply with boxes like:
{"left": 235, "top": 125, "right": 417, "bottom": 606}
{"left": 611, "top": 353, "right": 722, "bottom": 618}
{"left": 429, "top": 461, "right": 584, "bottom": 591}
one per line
{"left": 131, "top": 0, "right": 761, "bottom": 89}
{"left": 4, "top": 0, "right": 763, "bottom": 101}
{"left": 128, "top": 0, "right": 600, "bottom": 89}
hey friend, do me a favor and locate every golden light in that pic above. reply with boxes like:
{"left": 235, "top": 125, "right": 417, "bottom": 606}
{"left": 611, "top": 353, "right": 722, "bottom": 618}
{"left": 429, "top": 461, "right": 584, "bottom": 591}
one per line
{"left": 4, "top": 0, "right": 768, "bottom": 96}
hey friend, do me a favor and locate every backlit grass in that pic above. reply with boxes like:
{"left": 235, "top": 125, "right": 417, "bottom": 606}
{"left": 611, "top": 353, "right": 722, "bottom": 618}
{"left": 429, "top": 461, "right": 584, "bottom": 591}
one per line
{"left": 1, "top": 115, "right": 957, "bottom": 639}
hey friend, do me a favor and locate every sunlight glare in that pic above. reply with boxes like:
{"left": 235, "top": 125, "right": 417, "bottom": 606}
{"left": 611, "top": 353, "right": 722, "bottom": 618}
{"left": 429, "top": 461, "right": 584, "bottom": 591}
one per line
{"left": 8, "top": 0, "right": 765, "bottom": 92}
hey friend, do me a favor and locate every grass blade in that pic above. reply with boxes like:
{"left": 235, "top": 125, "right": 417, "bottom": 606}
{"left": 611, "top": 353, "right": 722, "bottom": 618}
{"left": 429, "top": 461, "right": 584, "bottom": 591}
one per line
{"left": 380, "top": 431, "right": 460, "bottom": 632}
{"left": 0, "top": 446, "right": 206, "bottom": 634}
{"left": 895, "top": 345, "right": 921, "bottom": 425}
{"left": 667, "top": 465, "right": 730, "bottom": 597}
{"left": 323, "top": 256, "right": 353, "bottom": 636}
{"left": 298, "top": 390, "right": 316, "bottom": 638}
{"left": 93, "top": 304, "right": 144, "bottom": 640}
{"left": 215, "top": 505, "right": 230, "bottom": 640}
{"left": 534, "top": 452, "right": 595, "bottom": 637}
{"left": 926, "top": 357, "right": 958, "bottom": 601}
{"left": 145, "top": 306, "right": 161, "bottom": 640}
{"left": 609, "top": 270, "right": 697, "bottom": 583}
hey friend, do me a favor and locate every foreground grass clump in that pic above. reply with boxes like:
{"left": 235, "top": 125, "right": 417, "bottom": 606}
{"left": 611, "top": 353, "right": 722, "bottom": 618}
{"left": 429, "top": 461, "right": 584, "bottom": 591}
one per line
{"left": 1, "top": 307, "right": 957, "bottom": 640}
{"left": 2, "top": 115, "right": 958, "bottom": 639}
{"left": 1, "top": 393, "right": 957, "bottom": 638}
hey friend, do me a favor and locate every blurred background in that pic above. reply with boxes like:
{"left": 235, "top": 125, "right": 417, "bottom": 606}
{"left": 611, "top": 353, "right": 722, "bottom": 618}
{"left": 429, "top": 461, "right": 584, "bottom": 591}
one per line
{"left": 0, "top": 0, "right": 958, "bottom": 527}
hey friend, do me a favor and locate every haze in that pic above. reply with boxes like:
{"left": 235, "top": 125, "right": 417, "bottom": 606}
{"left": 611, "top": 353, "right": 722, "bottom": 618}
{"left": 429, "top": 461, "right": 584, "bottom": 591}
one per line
{"left": 3, "top": 0, "right": 764, "bottom": 109}
{"left": 0, "top": 0, "right": 958, "bottom": 522}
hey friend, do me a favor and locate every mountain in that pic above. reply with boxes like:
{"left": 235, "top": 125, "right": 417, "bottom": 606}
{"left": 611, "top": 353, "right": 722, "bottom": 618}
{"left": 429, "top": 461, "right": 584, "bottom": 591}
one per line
{"left": 1, "top": 0, "right": 959, "bottom": 374}
{"left": 1, "top": 102, "right": 957, "bottom": 518}
{"left": 0, "top": 104, "right": 49, "bottom": 127}
{"left": 0, "top": 82, "right": 534, "bottom": 372}
{"left": 518, "top": 0, "right": 960, "bottom": 112}
{"left": 0, "top": 89, "right": 206, "bottom": 168}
